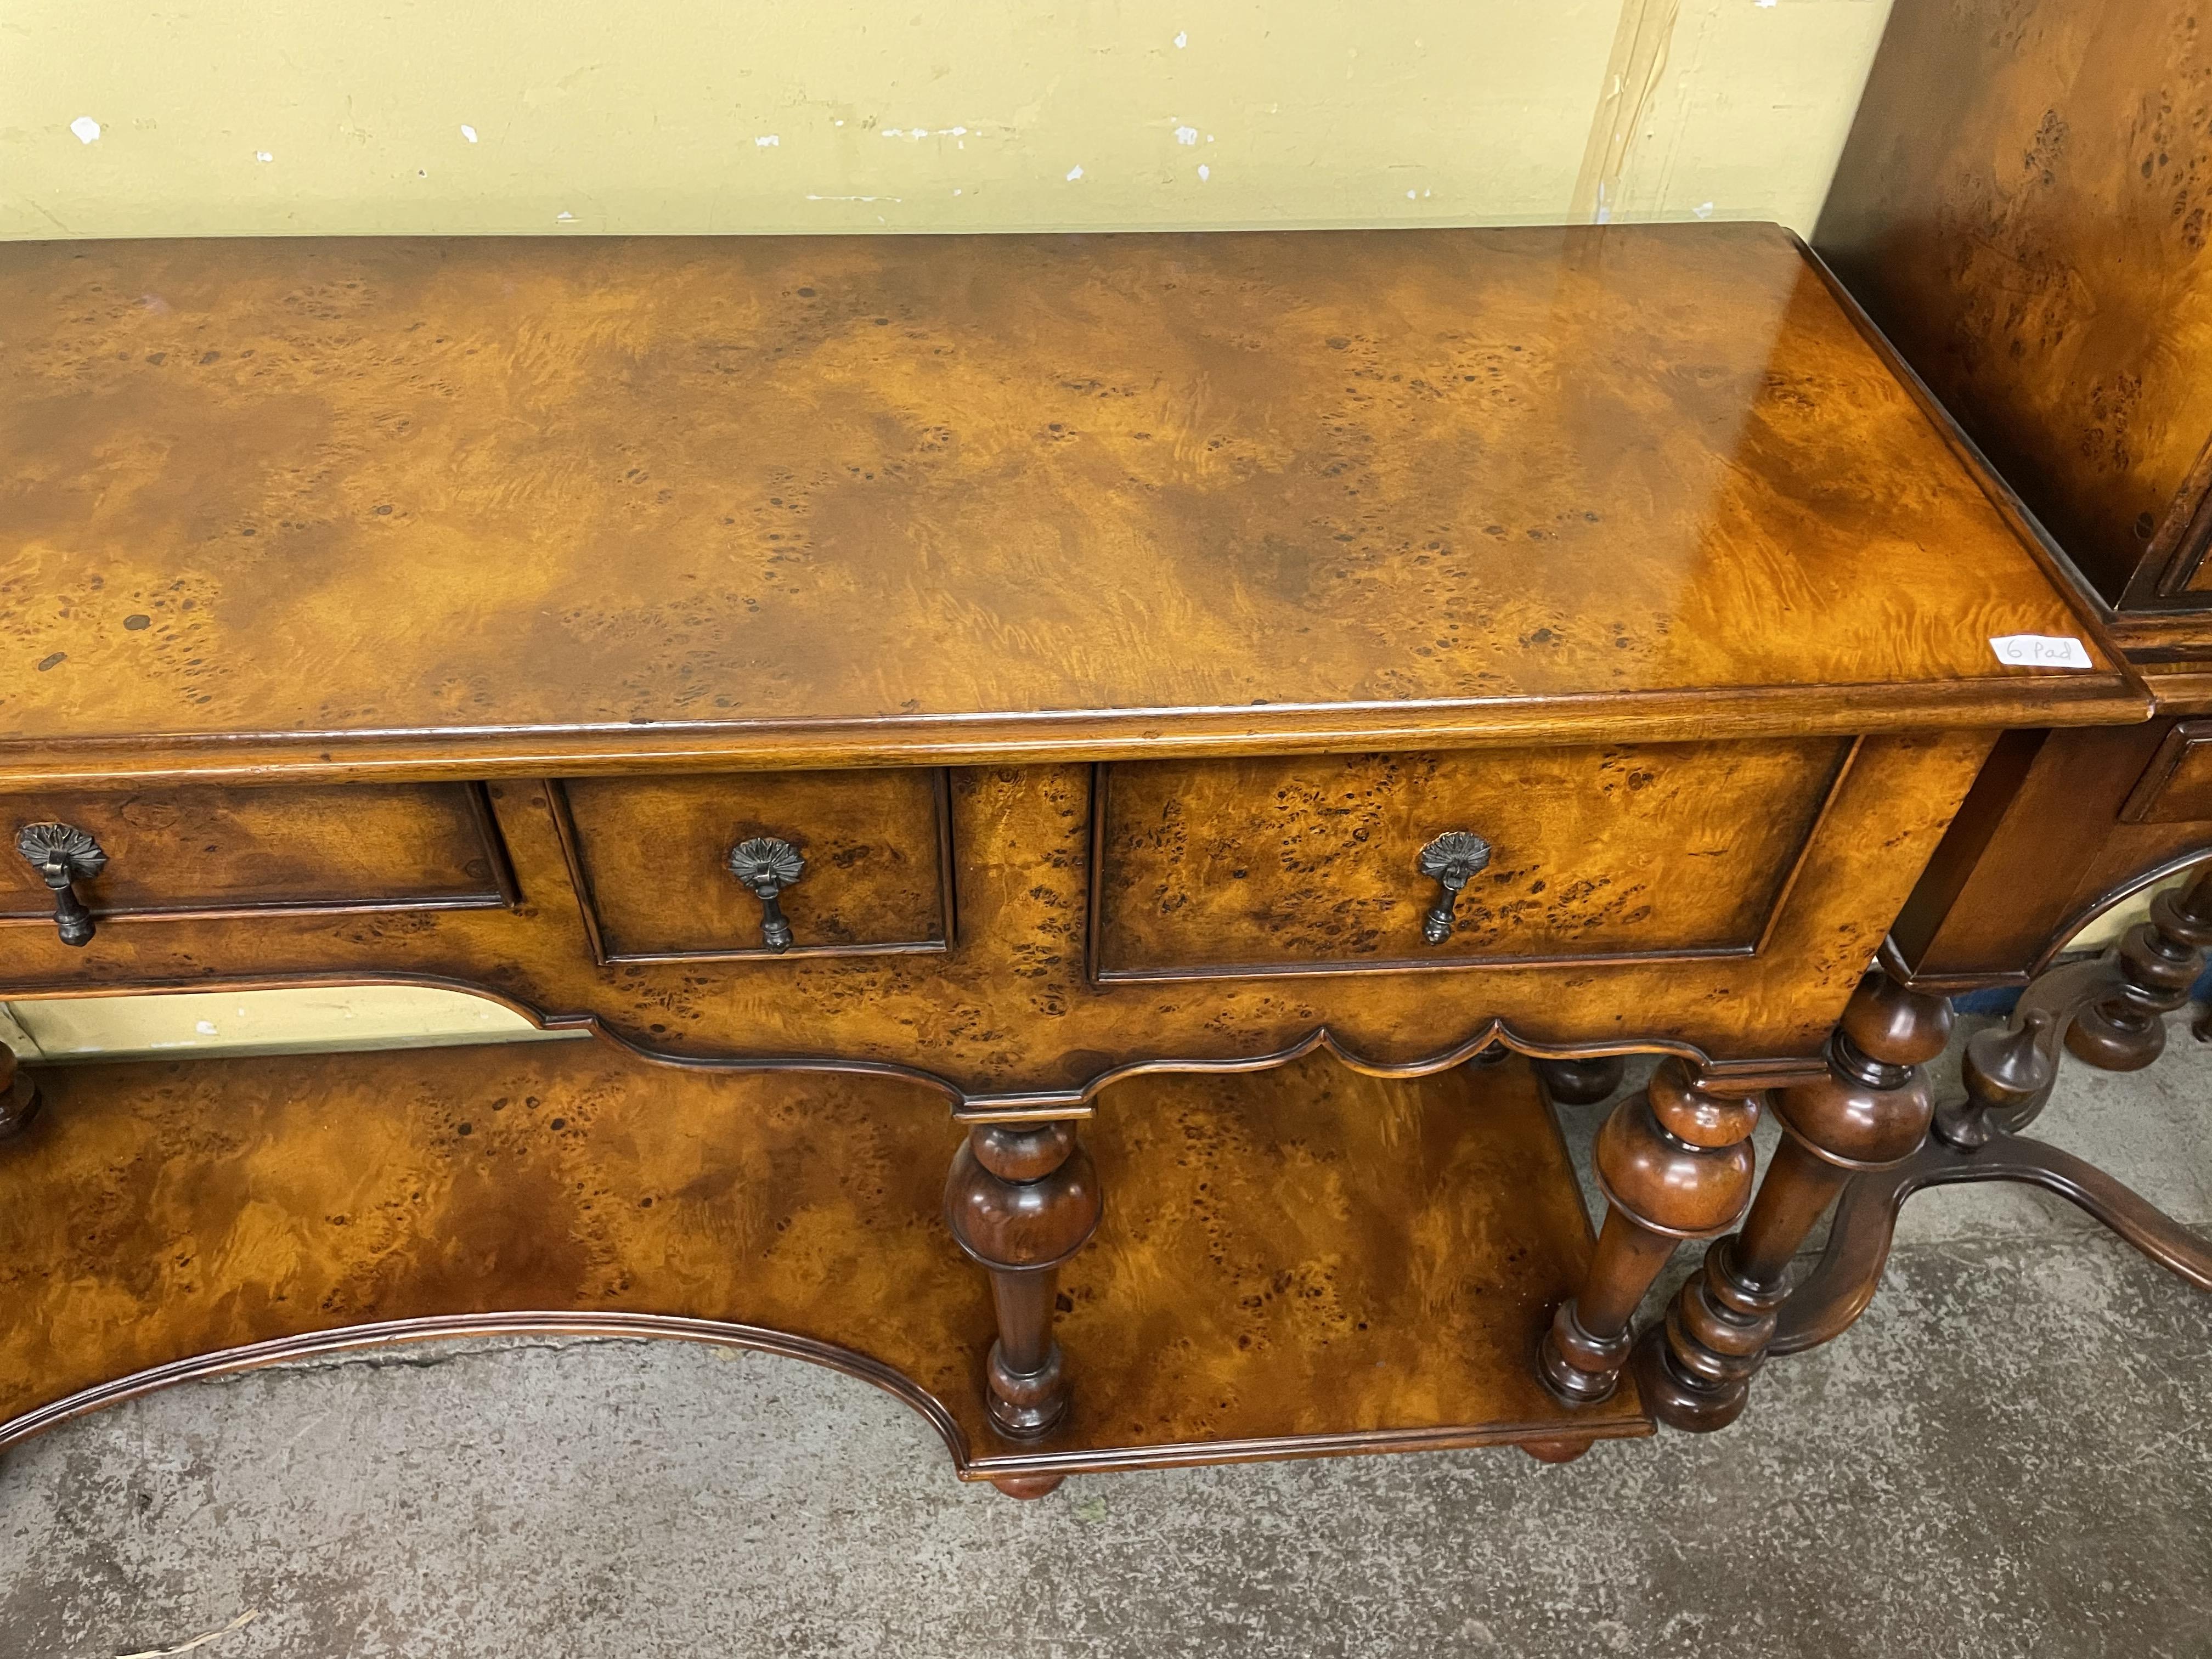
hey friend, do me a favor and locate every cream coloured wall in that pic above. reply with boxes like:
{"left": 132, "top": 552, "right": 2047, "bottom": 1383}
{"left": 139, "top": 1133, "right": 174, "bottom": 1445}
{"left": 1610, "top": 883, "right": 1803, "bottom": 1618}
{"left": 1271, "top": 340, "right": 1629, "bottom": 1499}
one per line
{"left": 1582, "top": 0, "right": 1898, "bottom": 226}
{"left": 3, "top": 1, "right": 1898, "bottom": 1055}
{"left": 4, "top": 0, "right": 1889, "bottom": 242}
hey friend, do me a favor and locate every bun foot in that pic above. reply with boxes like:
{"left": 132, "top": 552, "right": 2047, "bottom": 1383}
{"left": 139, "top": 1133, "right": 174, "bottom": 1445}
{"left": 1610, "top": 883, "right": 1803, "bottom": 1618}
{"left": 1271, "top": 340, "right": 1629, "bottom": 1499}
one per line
{"left": 1519, "top": 1436, "right": 1592, "bottom": 1465}
{"left": 2064, "top": 1000, "right": 2165, "bottom": 1072}
{"left": 988, "top": 1473, "right": 1065, "bottom": 1500}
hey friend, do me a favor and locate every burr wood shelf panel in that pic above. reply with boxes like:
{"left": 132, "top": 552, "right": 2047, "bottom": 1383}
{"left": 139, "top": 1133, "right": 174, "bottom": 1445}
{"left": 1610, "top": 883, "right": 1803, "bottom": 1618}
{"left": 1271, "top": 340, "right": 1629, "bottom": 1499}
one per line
{"left": 0, "top": 1042, "right": 1646, "bottom": 1480}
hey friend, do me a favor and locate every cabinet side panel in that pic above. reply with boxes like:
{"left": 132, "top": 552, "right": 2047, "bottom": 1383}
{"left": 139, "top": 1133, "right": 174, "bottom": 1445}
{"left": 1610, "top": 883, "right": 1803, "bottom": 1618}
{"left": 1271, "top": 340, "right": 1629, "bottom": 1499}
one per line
{"left": 1891, "top": 721, "right": 2212, "bottom": 987}
{"left": 1816, "top": 0, "right": 2212, "bottom": 603}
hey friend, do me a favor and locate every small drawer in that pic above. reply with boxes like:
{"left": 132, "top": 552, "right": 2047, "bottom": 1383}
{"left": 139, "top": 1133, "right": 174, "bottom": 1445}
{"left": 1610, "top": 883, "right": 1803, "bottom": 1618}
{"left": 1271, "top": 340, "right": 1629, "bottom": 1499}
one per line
{"left": 1, "top": 783, "right": 514, "bottom": 929}
{"left": 1090, "top": 741, "right": 1851, "bottom": 980}
{"left": 2121, "top": 720, "right": 2212, "bottom": 824}
{"left": 551, "top": 769, "right": 952, "bottom": 964}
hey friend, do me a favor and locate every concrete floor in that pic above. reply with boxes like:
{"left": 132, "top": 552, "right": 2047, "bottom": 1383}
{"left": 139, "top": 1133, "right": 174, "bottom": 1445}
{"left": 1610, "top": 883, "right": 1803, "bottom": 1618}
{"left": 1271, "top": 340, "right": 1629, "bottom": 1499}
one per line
{"left": 2, "top": 1014, "right": 2209, "bottom": 1658}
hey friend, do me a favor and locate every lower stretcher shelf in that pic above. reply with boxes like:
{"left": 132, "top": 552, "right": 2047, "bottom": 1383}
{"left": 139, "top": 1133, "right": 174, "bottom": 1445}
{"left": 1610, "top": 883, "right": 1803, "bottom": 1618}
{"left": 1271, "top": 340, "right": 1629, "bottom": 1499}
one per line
{"left": 0, "top": 1041, "right": 1649, "bottom": 1481}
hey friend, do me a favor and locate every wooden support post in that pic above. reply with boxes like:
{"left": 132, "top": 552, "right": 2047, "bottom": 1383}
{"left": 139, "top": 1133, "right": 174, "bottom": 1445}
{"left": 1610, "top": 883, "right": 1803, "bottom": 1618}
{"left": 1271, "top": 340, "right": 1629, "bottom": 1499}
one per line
{"left": 943, "top": 1116, "right": 1103, "bottom": 1492}
{"left": 1775, "top": 868, "right": 2212, "bottom": 1358}
{"left": 1539, "top": 1058, "right": 1762, "bottom": 1405}
{"left": 1635, "top": 970, "right": 1951, "bottom": 1430}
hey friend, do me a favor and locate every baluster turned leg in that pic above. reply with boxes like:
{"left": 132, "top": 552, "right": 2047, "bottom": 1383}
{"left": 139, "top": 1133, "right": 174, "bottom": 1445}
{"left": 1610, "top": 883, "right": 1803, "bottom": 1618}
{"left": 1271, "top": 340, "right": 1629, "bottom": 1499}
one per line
{"left": 943, "top": 1117, "right": 1103, "bottom": 1496}
{"left": 0, "top": 1040, "right": 38, "bottom": 1138}
{"left": 1771, "top": 871, "right": 2212, "bottom": 1357}
{"left": 2067, "top": 867, "right": 2212, "bottom": 1073}
{"left": 1539, "top": 1058, "right": 1763, "bottom": 1406}
{"left": 1634, "top": 969, "right": 1952, "bottom": 1430}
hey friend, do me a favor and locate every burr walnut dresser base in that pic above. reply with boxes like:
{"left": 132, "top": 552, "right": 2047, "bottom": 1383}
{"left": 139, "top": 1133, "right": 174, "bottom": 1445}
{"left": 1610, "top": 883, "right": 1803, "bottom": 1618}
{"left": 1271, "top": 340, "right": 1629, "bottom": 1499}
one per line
{"left": 0, "top": 227, "right": 2144, "bottom": 1494}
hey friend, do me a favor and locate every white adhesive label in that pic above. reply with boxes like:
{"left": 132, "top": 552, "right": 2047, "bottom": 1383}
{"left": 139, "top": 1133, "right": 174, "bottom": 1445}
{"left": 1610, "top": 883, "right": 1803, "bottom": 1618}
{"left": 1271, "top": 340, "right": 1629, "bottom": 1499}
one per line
{"left": 1989, "top": 634, "right": 2095, "bottom": 670}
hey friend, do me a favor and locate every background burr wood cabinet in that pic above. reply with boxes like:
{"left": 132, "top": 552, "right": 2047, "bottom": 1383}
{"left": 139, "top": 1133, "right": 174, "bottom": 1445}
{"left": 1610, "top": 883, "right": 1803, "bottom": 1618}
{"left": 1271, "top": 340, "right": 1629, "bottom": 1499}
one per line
{"left": 0, "top": 225, "right": 2143, "bottom": 1494}
{"left": 1676, "top": 0, "right": 2212, "bottom": 1374}
{"left": 1821, "top": 0, "right": 2212, "bottom": 992}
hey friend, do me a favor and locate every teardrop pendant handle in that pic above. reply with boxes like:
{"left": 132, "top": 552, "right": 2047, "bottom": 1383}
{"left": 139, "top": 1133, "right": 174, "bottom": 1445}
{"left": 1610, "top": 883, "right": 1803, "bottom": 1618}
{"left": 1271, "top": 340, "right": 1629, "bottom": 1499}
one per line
{"left": 726, "top": 836, "right": 806, "bottom": 952}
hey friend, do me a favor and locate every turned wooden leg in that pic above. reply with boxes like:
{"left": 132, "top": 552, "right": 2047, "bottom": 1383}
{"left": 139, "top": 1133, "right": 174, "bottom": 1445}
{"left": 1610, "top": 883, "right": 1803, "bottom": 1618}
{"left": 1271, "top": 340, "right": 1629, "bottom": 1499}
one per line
{"left": 1534, "top": 1054, "right": 1627, "bottom": 1107}
{"left": 1539, "top": 1058, "right": 1762, "bottom": 1405}
{"left": 1772, "top": 880, "right": 2212, "bottom": 1358}
{"left": 0, "top": 1041, "right": 38, "bottom": 1139}
{"left": 1634, "top": 969, "right": 1951, "bottom": 1431}
{"left": 2068, "top": 868, "right": 2212, "bottom": 1072}
{"left": 943, "top": 1118, "right": 1103, "bottom": 1439}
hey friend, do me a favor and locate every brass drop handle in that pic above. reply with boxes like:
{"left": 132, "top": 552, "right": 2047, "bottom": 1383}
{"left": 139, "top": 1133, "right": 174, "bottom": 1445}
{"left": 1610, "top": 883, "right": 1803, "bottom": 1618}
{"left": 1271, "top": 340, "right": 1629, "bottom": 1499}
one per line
{"left": 727, "top": 836, "right": 805, "bottom": 953}
{"left": 16, "top": 821, "right": 107, "bottom": 949}
{"left": 1416, "top": 830, "right": 1491, "bottom": 945}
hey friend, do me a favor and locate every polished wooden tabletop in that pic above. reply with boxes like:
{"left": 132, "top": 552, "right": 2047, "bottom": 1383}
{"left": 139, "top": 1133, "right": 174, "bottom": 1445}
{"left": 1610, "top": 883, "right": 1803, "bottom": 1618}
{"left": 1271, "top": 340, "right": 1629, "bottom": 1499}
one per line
{"left": 0, "top": 224, "right": 2136, "bottom": 781}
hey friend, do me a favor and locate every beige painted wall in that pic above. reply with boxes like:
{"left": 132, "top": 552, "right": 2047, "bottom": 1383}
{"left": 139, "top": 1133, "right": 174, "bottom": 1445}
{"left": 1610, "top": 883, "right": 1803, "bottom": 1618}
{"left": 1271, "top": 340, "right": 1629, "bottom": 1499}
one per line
{"left": 4, "top": 0, "right": 1890, "bottom": 242}
{"left": 3, "top": 1, "right": 1898, "bottom": 1056}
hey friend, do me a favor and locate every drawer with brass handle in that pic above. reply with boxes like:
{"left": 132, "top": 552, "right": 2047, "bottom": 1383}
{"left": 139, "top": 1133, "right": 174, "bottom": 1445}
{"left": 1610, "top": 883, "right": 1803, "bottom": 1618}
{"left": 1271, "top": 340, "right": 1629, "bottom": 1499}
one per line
{"left": 549, "top": 769, "right": 954, "bottom": 964}
{"left": 1, "top": 783, "right": 515, "bottom": 944}
{"left": 1088, "top": 740, "right": 1853, "bottom": 981}
{"left": 14, "top": 821, "right": 106, "bottom": 946}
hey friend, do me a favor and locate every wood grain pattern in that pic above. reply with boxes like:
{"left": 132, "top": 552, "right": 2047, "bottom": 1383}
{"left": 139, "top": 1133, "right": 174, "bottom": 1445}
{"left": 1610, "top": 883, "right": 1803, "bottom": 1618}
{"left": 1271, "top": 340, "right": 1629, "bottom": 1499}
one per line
{"left": 1820, "top": 0, "right": 2212, "bottom": 997}
{"left": 0, "top": 226, "right": 2137, "bottom": 790}
{"left": 0, "top": 738, "right": 1997, "bottom": 1101}
{"left": 1818, "top": 0, "right": 2212, "bottom": 606}
{"left": 1092, "top": 740, "right": 1846, "bottom": 977}
{"left": 0, "top": 1043, "right": 1649, "bottom": 1477}
{"left": 554, "top": 769, "right": 949, "bottom": 961}
{"left": 0, "top": 781, "right": 507, "bottom": 923}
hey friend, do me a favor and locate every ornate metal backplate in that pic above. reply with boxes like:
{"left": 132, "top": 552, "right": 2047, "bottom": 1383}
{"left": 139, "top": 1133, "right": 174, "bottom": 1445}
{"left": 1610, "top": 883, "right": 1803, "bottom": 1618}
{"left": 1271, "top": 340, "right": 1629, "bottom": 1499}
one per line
{"left": 15, "top": 820, "right": 108, "bottom": 948}
{"left": 1416, "top": 830, "right": 1493, "bottom": 945}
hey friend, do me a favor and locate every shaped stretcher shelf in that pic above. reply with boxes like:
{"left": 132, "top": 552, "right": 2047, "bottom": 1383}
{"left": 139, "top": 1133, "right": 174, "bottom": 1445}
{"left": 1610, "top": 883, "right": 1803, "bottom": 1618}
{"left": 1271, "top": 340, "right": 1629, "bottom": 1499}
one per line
{"left": 0, "top": 1041, "right": 1649, "bottom": 1482}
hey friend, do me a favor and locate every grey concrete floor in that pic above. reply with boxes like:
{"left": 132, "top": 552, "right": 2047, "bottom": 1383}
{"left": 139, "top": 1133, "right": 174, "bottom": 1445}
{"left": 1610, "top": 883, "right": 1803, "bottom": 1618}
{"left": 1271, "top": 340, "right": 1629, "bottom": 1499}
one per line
{"left": 3, "top": 1014, "right": 2209, "bottom": 1658}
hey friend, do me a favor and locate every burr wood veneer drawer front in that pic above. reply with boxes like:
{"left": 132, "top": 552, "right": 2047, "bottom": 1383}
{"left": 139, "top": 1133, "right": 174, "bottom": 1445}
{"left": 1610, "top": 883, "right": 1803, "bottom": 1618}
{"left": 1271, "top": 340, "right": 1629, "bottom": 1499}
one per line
{"left": 550, "top": 769, "right": 953, "bottom": 964}
{"left": 1090, "top": 741, "right": 1853, "bottom": 980}
{"left": 1, "top": 783, "right": 512, "bottom": 928}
